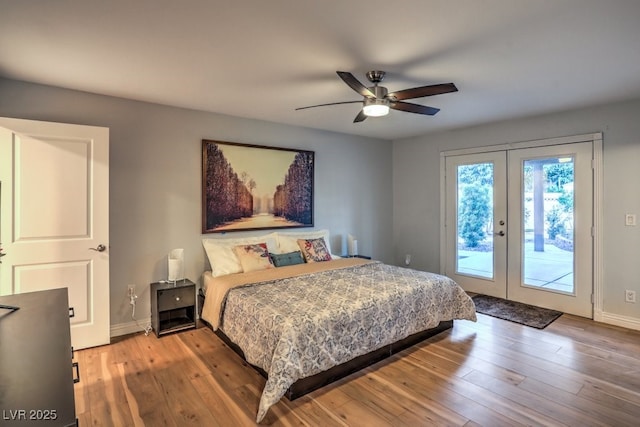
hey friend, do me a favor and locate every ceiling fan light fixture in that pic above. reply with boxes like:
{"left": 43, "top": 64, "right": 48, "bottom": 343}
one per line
{"left": 363, "top": 98, "right": 390, "bottom": 117}
{"left": 296, "top": 71, "right": 456, "bottom": 121}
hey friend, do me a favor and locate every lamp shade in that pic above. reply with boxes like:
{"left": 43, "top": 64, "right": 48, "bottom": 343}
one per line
{"left": 168, "top": 248, "right": 184, "bottom": 281}
{"left": 347, "top": 234, "right": 358, "bottom": 256}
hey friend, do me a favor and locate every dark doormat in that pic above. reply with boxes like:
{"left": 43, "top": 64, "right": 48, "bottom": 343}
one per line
{"left": 472, "top": 294, "right": 563, "bottom": 329}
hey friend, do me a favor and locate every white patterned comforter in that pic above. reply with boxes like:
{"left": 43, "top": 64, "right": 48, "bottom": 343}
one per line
{"left": 206, "top": 259, "right": 476, "bottom": 422}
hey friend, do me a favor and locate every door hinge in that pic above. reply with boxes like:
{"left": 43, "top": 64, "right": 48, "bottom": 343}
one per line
{"left": 591, "top": 294, "right": 595, "bottom": 304}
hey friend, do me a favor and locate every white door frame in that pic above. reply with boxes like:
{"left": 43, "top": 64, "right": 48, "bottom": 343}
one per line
{"left": 440, "top": 133, "right": 603, "bottom": 318}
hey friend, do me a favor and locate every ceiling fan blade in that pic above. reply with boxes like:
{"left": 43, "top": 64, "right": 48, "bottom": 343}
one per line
{"left": 390, "top": 101, "right": 440, "bottom": 116}
{"left": 353, "top": 110, "right": 368, "bottom": 123}
{"left": 295, "top": 100, "right": 362, "bottom": 111}
{"left": 337, "top": 71, "right": 376, "bottom": 98}
{"left": 387, "top": 83, "right": 458, "bottom": 101}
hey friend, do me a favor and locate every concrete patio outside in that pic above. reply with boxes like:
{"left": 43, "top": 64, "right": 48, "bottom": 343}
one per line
{"left": 458, "top": 241, "right": 574, "bottom": 293}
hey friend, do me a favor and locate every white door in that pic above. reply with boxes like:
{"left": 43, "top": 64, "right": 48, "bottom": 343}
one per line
{"left": 0, "top": 117, "right": 110, "bottom": 349}
{"left": 506, "top": 143, "right": 593, "bottom": 317}
{"left": 444, "top": 151, "right": 507, "bottom": 298}
{"left": 445, "top": 142, "right": 594, "bottom": 317}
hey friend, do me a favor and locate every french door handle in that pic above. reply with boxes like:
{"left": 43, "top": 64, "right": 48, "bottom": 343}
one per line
{"left": 89, "top": 244, "right": 107, "bottom": 252}
{"left": 494, "top": 231, "right": 505, "bottom": 236}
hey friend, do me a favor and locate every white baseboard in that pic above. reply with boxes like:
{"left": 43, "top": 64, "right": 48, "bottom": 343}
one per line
{"left": 110, "top": 317, "right": 152, "bottom": 337}
{"left": 597, "top": 311, "right": 640, "bottom": 331}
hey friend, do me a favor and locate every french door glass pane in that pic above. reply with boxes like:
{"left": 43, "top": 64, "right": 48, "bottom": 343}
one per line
{"left": 522, "top": 156, "right": 575, "bottom": 293}
{"left": 457, "top": 162, "right": 494, "bottom": 279}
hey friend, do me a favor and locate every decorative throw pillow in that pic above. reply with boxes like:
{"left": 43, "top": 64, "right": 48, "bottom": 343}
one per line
{"left": 297, "top": 238, "right": 332, "bottom": 263}
{"left": 202, "top": 234, "right": 277, "bottom": 277}
{"left": 270, "top": 251, "right": 305, "bottom": 267}
{"left": 232, "top": 243, "right": 274, "bottom": 273}
{"left": 275, "top": 229, "right": 333, "bottom": 254}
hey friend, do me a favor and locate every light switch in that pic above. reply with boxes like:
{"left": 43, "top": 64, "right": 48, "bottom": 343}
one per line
{"left": 625, "top": 213, "right": 637, "bottom": 226}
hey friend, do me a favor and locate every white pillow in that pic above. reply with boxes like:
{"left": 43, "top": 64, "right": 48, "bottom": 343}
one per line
{"left": 202, "top": 233, "right": 277, "bottom": 277}
{"left": 275, "top": 229, "right": 334, "bottom": 255}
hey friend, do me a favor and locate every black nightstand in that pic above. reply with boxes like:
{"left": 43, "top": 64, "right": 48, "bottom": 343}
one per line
{"left": 150, "top": 279, "right": 196, "bottom": 337}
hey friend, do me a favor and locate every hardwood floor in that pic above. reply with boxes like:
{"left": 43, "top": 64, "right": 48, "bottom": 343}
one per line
{"left": 75, "top": 314, "right": 640, "bottom": 426}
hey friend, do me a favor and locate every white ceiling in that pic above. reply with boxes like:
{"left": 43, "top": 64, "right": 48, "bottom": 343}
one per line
{"left": 1, "top": 0, "right": 640, "bottom": 140}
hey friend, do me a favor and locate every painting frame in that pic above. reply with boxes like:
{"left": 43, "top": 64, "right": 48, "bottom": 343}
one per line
{"left": 202, "top": 140, "right": 314, "bottom": 233}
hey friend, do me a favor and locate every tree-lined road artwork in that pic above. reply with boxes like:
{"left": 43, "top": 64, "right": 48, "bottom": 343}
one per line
{"left": 202, "top": 141, "right": 313, "bottom": 233}
{"left": 214, "top": 213, "right": 303, "bottom": 231}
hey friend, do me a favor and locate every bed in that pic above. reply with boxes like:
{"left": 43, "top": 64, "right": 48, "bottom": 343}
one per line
{"left": 200, "top": 231, "right": 477, "bottom": 423}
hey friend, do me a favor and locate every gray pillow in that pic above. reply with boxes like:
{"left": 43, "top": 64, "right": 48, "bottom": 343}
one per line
{"left": 270, "top": 251, "right": 305, "bottom": 267}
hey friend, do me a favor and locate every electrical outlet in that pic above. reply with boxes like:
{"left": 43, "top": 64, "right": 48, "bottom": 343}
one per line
{"left": 405, "top": 254, "right": 411, "bottom": 266}
{"left": 625, "top": 213, "right": 636, "bottom": 226}
{"left": 625, "top": 290, "right": 636, "bottom": 303}
{"left": 128, "top": 284, "right": 136, "bottom": 298}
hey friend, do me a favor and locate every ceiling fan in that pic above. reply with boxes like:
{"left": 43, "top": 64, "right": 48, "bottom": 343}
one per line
{"left": 296, "top": 70, "right": 458, "bottom": 123}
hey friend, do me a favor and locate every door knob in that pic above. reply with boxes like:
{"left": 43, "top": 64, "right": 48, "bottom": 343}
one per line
{"left": 494, "top": 231, "right": 505, "bottom": 236}
{"left": 89, "top": 244, "right": 107, "bottom": 252}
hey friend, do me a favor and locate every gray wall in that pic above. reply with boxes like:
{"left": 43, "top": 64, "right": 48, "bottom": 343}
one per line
{"left": 393, "top": 98, "right": 640, "bottom": 322}
{"left": 3, "top": 75, "right": 639, "bottom": 329}
{"left": 0, "top": 78, "right": 393, "bottom": 330}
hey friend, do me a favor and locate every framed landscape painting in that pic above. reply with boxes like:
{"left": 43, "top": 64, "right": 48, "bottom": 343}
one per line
{"left": 202, "top": 140, "right": 314, "bottom": 233}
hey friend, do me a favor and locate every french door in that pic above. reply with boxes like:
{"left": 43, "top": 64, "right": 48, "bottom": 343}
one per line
{"left": 444, "top": 142, "right": 594, "bottom": 317}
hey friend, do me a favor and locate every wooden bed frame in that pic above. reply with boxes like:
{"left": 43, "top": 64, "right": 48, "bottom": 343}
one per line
{"left": 198, "top": 290, "right": 453, "bottom": 400}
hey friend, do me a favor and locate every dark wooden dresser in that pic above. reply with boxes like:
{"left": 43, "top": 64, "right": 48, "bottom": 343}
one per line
{"left": 0, "top": 288, "right": 78, "bottom": 426}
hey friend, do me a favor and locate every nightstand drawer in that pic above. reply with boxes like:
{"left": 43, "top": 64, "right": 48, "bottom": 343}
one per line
{"left": 151, "top": 280, "right": 196, "bottom": 337}
{"left": 158, "top": 287, "right": 195, "bottom": 311}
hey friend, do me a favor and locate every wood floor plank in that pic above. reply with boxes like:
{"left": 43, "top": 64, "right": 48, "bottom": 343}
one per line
{"left": 75, "top": 410, "right": 92, "bottom": 427}
{"left": 447, "top": 320, "right": 606, "bottom": 390}
{"left": 74, "top": 313, "right": 640, "bottom": 426}
{"left": 517, "top": 376, "right": 640, "bottom": 426}
{"left": 556, "top": 339, "right": 640, "bottom": 370}
{"left": 409, "top": 344, "right": 526, "bottom": 386}
{"left": 116, "top": 362, "right": 147, "bottom": 427}
{"left": 190, "top": 373, "right": 256, "bottom": 426}
{"left": 353, "top": 365, "right": 469, "bottom": 426}
{"left": 429, "top": 339, "right": 585, "bottom": 395}
{"left": 118, "top": 357, "right": 167, "bottom": 418}
{"left": 85, "top": 401, "right": 136, "bottom": 427}
{"left": 509, "top": 337, "right": 640, "bottom": 391}
{"left": 82, "top": 348, "right": 130, "bottom": 410}
{"left": 109, "top": 332, "right": 146, "bottom": 364}
{"left": 555, "top": 314, "right": 640, "bottom": 352}
{"left": 178, "top": 327, "right": 264, "bottom": 387}
{"left": 463, "top": 369, "right": 608, "bottom": 426}
{"left": 152, "top": 363, "right": 218, "bottom": 426}
{"left": 330, "top": 398, "right": 396, "bottom": 427}
{"left": 578, "top": 378, "right": 640, "bottom": 414}
{"left": 379, "top": 354, "right": 553, "bottom": 426}
{"left": 305, "top": 384, "right": 353, "bottom": 413}
{"left": 338, "top": 372, "right": 410, "bottom": 420}
{"left": 404, "top": 350, "right": 532, "bottom": 426}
